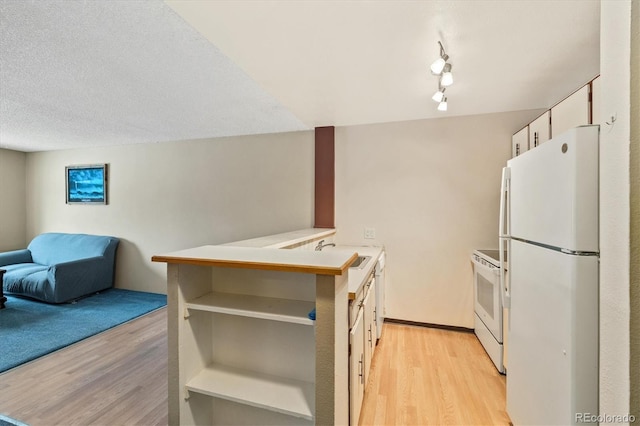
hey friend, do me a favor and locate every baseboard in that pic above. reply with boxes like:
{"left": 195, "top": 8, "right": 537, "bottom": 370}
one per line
{"left": 384, "top": 317, "right": 474, "bottom": 334}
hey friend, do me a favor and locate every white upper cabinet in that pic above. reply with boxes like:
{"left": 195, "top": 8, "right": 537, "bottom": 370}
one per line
{"left": 512, "top": 126, "right": 529, "bottom": 158}
{"left": 591, "top": 76, "right": 601, "bottom": 125}
{"left": 512, "top": 76, "right": 600, "bottom": 158}
{"left": 529, "top": 111, "right": 551, "bottom": 148}
{"left": 551, "top": 85, "right": 590, "bottom": 138}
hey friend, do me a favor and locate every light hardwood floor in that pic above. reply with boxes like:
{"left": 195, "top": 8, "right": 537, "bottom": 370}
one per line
{"left": 0, "top": 308, "right": 168, "bottom": 426}
{"left": 0, "top": 310, "right": 509, "bottom": 425}
{"left": 359, "top": 322, "right": 510, "bottom": 425}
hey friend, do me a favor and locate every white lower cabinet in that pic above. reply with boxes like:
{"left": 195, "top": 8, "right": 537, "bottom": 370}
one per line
{"left": 349, "top": 309, "right": 365, "bottom": 426}
{"left": 363, "top": 279, "right": 377, "bottom": 377}
{"left": 349, "top": 275, "right": 377, "bottom": 425}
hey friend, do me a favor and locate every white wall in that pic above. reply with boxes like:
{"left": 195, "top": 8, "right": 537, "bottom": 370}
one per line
{"left": 599, "top": 0, "right": 632, "bottom": 421}
{"left": 630, "top": 0, "right": 639, "bottom": 414}
{"left": 334, "top": 110, "right": 541, "bottom": 328}
{"left": 25, "top": 131, "right": 315, "bottom": 294}
{"left": 0, "top": 148, "right": 26, "bottom": 251}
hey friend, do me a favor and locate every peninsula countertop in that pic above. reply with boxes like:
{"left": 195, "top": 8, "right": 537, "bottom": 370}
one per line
{"left": 153, "top": 229, "right": 383, "bottom": 297}
{"left": 152, "top": 244, "right": 357, "bottom": 276}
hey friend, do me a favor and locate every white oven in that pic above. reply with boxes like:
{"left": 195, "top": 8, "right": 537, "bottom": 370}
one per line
{"left": 471, "top": 249, "right": 505, "bottom": 373}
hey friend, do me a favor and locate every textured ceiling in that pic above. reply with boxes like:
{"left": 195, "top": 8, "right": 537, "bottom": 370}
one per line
{"left": 0, "top": 0, "right": 600, "bottom": 152}
{"left": 0, "top": 0, "right": 307, "bottom": 152}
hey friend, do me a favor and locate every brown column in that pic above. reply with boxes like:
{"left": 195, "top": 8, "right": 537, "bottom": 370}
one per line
{"left": 315, "top": 126, "right": 335, "bottom": 228}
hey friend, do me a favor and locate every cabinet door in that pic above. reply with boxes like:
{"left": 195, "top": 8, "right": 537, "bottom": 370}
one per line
{"left": 350, "top": 309, "right": 365, "bottom": 426}
{"left": 529, "top": 111, "right": 550, "bottom": 148}
{"left": 591, "top": 76, "right": 601, "bottom": 125}
{"left": 551, "top": 85, "right": 589, "bottom": 138}
{"left": 365, "top": 280, "right": 377, "bottom": 361}
{"left": 363, "top": 288, "right": 373, "bottom": 383}
{"left": 512, "top": 126, "right": 529, "bottom": 158}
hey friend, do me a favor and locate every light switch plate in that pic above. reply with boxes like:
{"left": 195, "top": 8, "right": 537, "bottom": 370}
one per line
{"left": 364, "top": 227, "right": 376, "bottom": 239}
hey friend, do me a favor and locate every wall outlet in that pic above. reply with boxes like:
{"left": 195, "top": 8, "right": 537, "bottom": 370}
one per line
{"left": 364, "top": 227, "right": 376, "bottom": 239}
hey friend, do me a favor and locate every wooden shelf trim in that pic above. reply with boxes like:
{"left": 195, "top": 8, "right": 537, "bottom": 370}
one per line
{"left": 186, "top": 364, "right": 315, "bottom": 420}
{"left": 186, "top": 292, "right": 315, "bottom": 326}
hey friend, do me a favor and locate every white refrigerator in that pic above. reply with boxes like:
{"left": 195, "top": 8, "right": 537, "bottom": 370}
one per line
{"left": 499, "top": 125, "right": 599, "bottom": 425}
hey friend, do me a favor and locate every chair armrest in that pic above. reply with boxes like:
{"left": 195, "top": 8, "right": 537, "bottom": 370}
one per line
{"left": 49, "top": 255, "right": 110, "bottom": 297}
{"left": 46, "top": 255, "right": 117, "bottom": 303}
{"left": 0, "top": 249, "right": 32, "bottom": 267}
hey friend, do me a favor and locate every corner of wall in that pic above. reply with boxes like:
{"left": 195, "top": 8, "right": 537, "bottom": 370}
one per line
{"left": 628, "top": 0, "right": 640, "bottom": 417}
{"left": 600, "top": 0, "right": 634, "bottom": 420}
{"left": 0, "top": 149, "right": 27, "bottom": 250}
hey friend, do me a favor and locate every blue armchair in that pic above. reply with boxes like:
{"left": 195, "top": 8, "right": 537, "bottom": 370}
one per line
{"left": 0, "top": 233, "right": 119, "bottom": 303}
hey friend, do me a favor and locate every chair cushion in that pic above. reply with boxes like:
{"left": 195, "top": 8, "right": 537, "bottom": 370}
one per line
{"left": 3, "top": 264, "right": 52, "bottom": 302}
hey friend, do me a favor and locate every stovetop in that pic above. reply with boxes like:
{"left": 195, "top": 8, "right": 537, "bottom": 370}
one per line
{"left": 473, "top": 249, "right": 506, "bottom": 266}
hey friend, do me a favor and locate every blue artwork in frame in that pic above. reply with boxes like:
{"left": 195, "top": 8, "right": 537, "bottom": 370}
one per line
{"left": 65, "top": 164, "right": 108, "bottom": 204}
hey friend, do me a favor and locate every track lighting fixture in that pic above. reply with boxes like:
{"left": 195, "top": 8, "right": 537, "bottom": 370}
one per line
{"left": 432, "top": 86, "right": 446, "bottom": 103}
{"left": 430, "top": 41, "right": 449, "bottom": 75}
{"left": 440, "top": 63, "right": 453, "bottom": 87}
{"left": 430, "top": 41, "right": 453, "bottom": 111}
{"left": 437, "top": 97, "right": 448, "bottom": 112}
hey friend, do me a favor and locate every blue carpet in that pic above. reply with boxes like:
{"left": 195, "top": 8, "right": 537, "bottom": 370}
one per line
{"left": 0, "top": 414, "right": 29, "bottom": 426}
{"left": 0, "top": 288, "right": 166, "bottom": 373}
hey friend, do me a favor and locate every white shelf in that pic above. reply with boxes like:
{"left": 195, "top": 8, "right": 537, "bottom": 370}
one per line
{"left": 186, "top": 364, "right": 315, "bottom": 421}
{"left": 186, "top": 292, "right": 315, "bottom": 325}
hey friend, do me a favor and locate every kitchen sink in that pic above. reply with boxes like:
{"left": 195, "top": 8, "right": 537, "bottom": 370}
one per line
{"left": 350, "top": 255, "right": 371, "bottom": 269}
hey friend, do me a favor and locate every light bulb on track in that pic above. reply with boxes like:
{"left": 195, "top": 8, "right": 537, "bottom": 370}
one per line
{"left": 437, "top": 97, "right": 448, "bottom": 112}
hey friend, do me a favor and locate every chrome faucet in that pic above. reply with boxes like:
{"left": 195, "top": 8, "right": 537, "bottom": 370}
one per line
{"left": 315, "top": 239, "right": 336, "bottom": 251}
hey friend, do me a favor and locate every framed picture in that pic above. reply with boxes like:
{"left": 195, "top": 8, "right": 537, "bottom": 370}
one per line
{"left": 65, "top": 164, "right": 108, "bottom": 204}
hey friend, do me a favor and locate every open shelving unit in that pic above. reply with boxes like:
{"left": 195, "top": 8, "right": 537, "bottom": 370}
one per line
{"left": 183, "top": 290, "right": 316, "bottom": 421}
{"left": 153, "top": 243, "right": 353, "bottom": 425}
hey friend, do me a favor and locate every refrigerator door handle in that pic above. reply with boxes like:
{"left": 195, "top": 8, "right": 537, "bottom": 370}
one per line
{"left": 499, "top": 167, "right": 510, "bottom": 239}
{"left": 499, "top": 167, "right": 511, "bottom": 309}
{"left": 500, "top": 237, "right": 511, "bottom": 309}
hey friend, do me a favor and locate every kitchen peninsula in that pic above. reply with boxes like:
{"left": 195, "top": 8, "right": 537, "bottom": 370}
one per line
{"left": 152, "top": 229, "right": 364, "bottom": 425}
